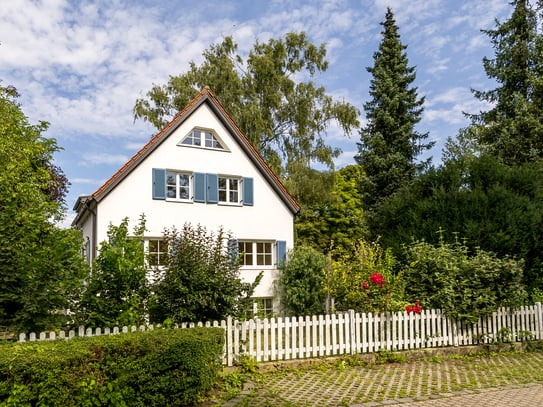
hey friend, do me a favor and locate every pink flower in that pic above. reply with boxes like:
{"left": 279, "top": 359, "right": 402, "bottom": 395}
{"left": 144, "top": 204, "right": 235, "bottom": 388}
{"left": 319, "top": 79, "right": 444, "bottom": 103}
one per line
{"left": 362, "top": 281, "right": 369, "bottom": 290}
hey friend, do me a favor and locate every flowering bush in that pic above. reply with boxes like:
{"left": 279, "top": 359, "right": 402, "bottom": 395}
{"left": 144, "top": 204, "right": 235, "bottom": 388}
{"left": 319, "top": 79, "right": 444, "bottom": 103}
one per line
{"left": 325, "top": 240, "right": 405, "bottom": 313}
{"left": 405, "top": 301, "right": 422, "bottom": 314}
{"left": 369, "top": 273, "right": 386, "bottom": 285}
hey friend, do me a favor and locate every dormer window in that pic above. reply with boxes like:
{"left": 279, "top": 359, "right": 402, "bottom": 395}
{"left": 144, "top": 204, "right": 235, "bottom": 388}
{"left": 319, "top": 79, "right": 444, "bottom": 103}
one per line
{"left": 180, "top": 128, "right": 225, "bottom": 150}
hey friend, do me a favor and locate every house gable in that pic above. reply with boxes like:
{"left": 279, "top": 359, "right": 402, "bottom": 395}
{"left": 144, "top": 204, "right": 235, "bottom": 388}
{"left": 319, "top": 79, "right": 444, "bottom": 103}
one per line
{"left": 89, "top": 87, "right": 299, "bottom": 214}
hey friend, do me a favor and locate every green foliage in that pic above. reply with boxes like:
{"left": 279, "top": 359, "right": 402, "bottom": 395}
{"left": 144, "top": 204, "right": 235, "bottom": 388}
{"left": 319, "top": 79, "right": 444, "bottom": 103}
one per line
{"left": 0, "top": 327, "right": 224, "bottom": 406}
{"left": 468, "top": 0, "right": 543, "bottom": 164}
{"left": 77, "top": 216, "right": 149, "bottom": 328}
{"left": 404, "top": 234, "right": 526, "bottom": 323}
{"left": 150, "top": 223, "right": 260, "bottom": 323}
{"left": 326, "top": 240, "right": 403, "bottom": 313}
{"left": 295, "top": 165, "right": 366, "bottom": 257}
{"left": 133, "top": 32, "right": 359, "bottom": 193}
{"left": 375, "top": 349, "right": 406, "bottom": 364}
{"left": 235, "top": 354, "right": 259, "bottom": 374}
{"left": 0, "top": 84, "right": 88, "bottom": 333}
{"left": 356, "top": 8, "right": 433, "bottom": 214}
{"left": 376, "top": 154, "right": 543, "bottom": 290}
{"left": 278, "top": 246, "right": 328, "bottom": 316}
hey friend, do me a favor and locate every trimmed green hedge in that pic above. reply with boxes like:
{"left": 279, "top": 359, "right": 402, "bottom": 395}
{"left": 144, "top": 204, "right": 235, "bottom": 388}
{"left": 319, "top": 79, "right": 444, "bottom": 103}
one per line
{"left": 0, "top": 327, "right": 224, "bottom": 406}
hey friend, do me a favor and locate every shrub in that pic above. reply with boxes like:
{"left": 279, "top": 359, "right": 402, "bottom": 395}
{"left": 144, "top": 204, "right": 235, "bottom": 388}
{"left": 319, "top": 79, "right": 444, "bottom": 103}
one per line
{"left": 326, "top": 240, "right": 404, "bottom": 313}
{"left": 0, "top": 327, "right": 224, "bottom": 406}
{"left": 404, "top": 234, "right": 526, "bottom": 323}
{"left": 77, "top": 216, "right": 149, "bottom": 328}
{"left": 278, "top": 246, "right": 328, "bottom": 315}
{"left": 149, "top": 224, "right": 260, "bottom": 323}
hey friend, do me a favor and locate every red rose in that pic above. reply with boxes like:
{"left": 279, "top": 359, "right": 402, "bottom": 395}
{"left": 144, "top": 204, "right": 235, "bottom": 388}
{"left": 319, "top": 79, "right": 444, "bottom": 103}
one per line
{"left": 369, "top": 273, "right": 385, "bottom": 285}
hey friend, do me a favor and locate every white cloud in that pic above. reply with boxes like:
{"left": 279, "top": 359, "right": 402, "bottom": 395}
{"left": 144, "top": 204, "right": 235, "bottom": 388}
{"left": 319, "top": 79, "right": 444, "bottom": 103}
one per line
{"left": 56, "top": 212, "right": 76, "bottom": 230}
{"left": 333, "top": 150, "right": 358, "bottom": 168}
{"left": 70, "top": 178, "right": 102, "bottom": 185}
{"left": 81, "top": 153, "right": 129, "bottom": 166}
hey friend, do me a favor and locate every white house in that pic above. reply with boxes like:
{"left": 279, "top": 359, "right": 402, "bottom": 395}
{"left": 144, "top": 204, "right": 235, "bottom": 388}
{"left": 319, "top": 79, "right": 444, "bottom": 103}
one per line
{"left": 72, "top": 87, "right": 300, "bottom": 315}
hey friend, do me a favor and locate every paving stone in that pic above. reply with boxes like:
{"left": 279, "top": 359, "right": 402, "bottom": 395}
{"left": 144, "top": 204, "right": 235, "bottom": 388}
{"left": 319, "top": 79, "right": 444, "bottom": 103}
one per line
{"left": 221, "top": 352, "right": 543, "bottom": 406}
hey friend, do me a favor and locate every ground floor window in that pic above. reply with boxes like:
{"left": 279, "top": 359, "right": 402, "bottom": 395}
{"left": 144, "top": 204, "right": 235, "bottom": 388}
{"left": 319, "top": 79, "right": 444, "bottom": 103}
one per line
{"left": 248, "top": 297, "right": 274, "bottom": 318}
{"left": 146, "top": 238, "right": 167, "bottom": 267}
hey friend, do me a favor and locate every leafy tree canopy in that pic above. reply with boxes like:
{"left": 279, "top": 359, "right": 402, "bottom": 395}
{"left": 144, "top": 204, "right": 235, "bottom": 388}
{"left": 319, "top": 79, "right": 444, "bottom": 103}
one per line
{"left": 133, "top": 32, "right": 360, "bottom": 182}
{"left": 295, "top": 165, "right": 366, "bottom": 256}
{"left": 0, "top": 84, "right": 87, "bottom": 332}
{"left": 375, "top": 153, "right": 543, "bottom": 290}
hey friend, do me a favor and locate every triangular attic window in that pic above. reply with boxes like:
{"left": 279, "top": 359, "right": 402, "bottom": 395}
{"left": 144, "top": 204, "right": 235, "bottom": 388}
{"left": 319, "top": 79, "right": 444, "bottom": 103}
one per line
{"left": 179, "top": 129, "right": 225, "bottom": 150}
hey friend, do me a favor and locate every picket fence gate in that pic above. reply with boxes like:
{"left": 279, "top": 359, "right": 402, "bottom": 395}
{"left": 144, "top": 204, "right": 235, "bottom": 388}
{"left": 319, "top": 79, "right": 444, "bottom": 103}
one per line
{"left": 19, "top": 303, "right": 543, "bottom": 366}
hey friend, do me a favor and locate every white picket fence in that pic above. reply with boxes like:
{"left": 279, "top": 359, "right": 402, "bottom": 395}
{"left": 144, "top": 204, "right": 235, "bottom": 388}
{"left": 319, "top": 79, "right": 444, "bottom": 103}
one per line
{"left": 18, "top": 303, "right": 543, "bottom": 366}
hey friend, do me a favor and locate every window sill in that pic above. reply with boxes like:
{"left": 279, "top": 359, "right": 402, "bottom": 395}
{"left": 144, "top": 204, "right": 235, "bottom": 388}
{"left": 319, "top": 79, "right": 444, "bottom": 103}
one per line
{"left": 218, "top": 202, "right": 242, "bottom": 207}
{"left": 165, "top": 198, "right": 194, "bottom": 203}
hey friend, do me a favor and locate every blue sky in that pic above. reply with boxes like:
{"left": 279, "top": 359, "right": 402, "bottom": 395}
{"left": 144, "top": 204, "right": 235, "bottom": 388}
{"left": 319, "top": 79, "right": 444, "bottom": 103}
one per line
{"left": 0, "top": 0, "right": 512, "bottom": 226}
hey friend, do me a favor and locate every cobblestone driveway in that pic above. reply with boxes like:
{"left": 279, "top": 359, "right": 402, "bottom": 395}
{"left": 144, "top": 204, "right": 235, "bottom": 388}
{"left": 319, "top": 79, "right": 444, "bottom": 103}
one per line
{"left": 220, "top": 351, "right": 543, "bottom": 406}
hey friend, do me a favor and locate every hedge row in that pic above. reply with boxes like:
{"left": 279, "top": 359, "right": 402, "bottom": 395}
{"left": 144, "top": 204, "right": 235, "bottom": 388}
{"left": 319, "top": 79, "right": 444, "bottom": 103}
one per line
{"left": 0, "top": 327, "right": 224, "bottom": 406}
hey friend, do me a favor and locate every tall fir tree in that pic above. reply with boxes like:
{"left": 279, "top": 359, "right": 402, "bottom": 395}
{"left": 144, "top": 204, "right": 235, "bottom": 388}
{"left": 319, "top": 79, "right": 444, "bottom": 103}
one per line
{"left": 469, "top": 0, "right": 543, "bottom": 164}
{"left": 356, "top": 8, "right": 432, "bottom": 215}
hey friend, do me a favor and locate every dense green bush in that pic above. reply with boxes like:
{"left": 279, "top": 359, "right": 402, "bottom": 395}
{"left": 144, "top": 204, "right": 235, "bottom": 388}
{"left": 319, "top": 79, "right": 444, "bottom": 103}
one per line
{"left": 149, "top": 223, "right": 259, "bottom": 323}
{"left": 278, "top": 246, "right": 328, "bottom": 315}
{"left": 404, "top": 235, "right": 526, "bottom": 323}
{"left": 77, "top": 216, "right": 149, "bottom": 328}
{"left": 0, "top": 327, "right": 224, "bottom": 406}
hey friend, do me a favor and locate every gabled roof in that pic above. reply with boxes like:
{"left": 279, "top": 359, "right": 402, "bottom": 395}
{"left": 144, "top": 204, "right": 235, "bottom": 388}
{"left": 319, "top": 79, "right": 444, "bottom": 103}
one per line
{"left": 85, "top": 86, "right": 300, "bottom": 214}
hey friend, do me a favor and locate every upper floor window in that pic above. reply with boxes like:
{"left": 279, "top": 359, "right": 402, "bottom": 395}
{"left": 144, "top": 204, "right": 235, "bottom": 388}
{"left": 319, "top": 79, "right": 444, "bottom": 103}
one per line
{"left": 180, "top": 129, "right": 225, "bottom": 150}
{"left": 219, "top": 176, "right": 240, "bottom": 204}
{"left": 166, "top": 171, "right": 191, "bottom": 201}
{"left": 153, "top": 168, "right": 253, "bottom": 206}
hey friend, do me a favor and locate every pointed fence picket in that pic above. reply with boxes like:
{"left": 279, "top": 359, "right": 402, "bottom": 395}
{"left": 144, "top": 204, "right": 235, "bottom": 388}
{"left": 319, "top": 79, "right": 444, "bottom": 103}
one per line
{"left": 17, "top": 303, "right": 543, "bottom": 366}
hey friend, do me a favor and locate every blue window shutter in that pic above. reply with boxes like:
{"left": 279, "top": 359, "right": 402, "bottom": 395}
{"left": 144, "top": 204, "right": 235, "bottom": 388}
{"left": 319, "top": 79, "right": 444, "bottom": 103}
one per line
{"left": 228, "top": 239, "right": 239, "bottom": 264}
{"left": 243, "top": 177, "right": 254, "bottom": 206}
{"left": 276, "top": 240, "right": 287, "bottom": 267}
{"left": 85, "top": 237, "right": 91, "bottom": 264}
{"left": 194, "top": 172, "right": 206, "bottom": 202}
{"left": 206, "top": 173, "right": 218, "bottom": 203}
{"left": 152, "top": 168, "right": 166, "bottom": 199}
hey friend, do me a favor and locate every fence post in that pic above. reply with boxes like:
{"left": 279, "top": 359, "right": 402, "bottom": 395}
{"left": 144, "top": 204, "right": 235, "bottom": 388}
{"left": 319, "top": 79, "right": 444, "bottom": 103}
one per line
{"left": 349, "top": 309, "right": 356, "bottom": 355}
{"left": 226, "top": 316, "right": 233, "bottom": 367}
{"left": 536, "top": 302, "right": 543, "bottom": 340}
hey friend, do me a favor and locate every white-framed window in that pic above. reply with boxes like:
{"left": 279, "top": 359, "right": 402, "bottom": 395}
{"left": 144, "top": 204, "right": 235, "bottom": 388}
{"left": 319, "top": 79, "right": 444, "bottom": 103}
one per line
{"left": 146, "top": 238, "right": 167, "bottom": 267}
{"left": 238, "top": 241, "right": 273, "bottom": 267}
{"left": 180, "top": 129, "right": 225, "bottom": 150}
{"left": 219, "top": 176, "right": 241, "bottom": 204}
{"left": 166, "top": 171, "right": 192, "bottom": 201}
{"left": 248, "top": 298, "right": 274, "bottom": 318}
